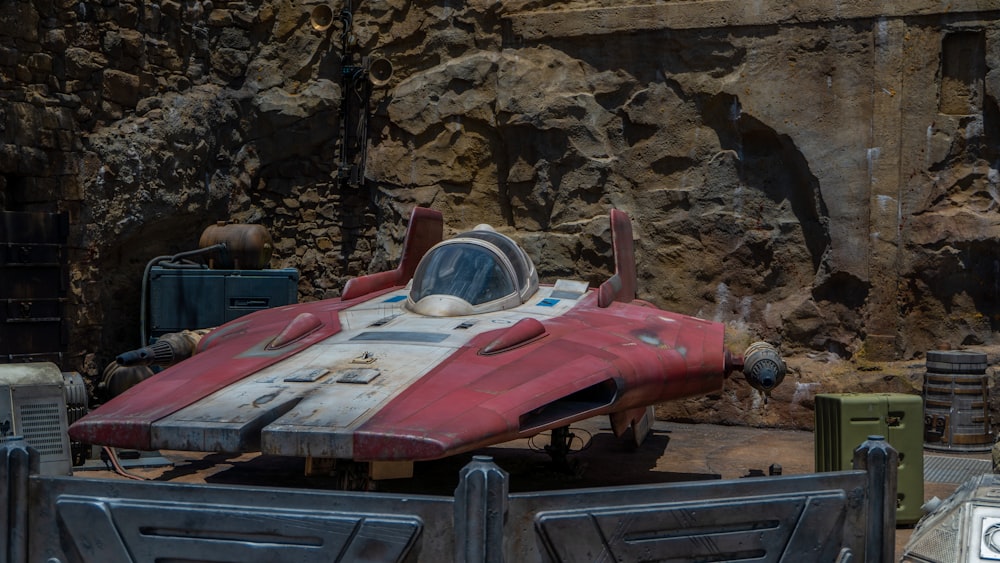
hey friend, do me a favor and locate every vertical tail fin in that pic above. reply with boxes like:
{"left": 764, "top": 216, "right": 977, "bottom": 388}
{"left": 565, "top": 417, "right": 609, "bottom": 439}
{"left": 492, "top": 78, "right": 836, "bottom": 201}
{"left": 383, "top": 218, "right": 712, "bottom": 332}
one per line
{"left": 597, "top": 209, "right": 637, "bottom": 308}
{"left": 395, "top": 207, "right": 445, "bottom": 280}
{"left": 342, "top": 207, "right": 444, "bottom": 300}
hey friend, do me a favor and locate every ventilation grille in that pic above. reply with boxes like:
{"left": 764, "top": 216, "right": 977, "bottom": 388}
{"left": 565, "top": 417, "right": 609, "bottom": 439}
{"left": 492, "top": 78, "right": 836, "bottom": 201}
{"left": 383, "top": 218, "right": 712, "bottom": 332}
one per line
{"left": 19, "top": 401, "right": 65, "bottom": 456}
{"left": 924, "top": 455, "right": 992, "bottom": 484}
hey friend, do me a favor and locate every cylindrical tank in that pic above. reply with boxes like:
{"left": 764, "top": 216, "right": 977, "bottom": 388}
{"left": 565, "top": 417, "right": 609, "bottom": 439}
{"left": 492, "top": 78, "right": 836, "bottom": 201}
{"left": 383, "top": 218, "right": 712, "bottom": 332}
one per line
{"left": 198, "top": 222, "right": 273, "bottom": 270}
{"left": 99, "top": 362, "right": 155, "bottom": 399}
{"left": 923, "top": 350, "right": 992, "bottom": 452}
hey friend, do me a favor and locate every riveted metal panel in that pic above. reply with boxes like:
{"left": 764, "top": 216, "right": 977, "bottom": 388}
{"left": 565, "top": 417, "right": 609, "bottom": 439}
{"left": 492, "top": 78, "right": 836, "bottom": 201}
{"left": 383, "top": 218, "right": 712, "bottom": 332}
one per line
{"left": 5, "top": 440, "right": 897, "bottom": 562}
{"left": 507, "top": 472, "right": 872, "bottom": 562}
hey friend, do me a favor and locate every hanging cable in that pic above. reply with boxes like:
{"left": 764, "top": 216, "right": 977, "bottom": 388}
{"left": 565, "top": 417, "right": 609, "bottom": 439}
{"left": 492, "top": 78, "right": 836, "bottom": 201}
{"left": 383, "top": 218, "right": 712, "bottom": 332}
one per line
{"left": 101, "top": 446, "right": 148, "bottom": 481}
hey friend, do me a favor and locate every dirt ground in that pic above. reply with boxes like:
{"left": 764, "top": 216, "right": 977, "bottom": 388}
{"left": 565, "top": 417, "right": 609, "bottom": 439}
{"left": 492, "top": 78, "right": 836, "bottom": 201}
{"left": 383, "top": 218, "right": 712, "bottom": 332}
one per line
{"left": 76, "top": 418, "right": 991, "bottom": 561}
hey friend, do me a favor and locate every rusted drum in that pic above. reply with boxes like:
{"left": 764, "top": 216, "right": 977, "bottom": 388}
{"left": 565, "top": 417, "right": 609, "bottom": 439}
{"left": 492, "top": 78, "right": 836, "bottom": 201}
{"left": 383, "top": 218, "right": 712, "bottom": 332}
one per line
{"left": 99, "top": 362, "right": 154, "bottom": 399}
{"left": 923, "top": 350, "right": 992, "bottom": 452}
{"left": 198, "top": 222, "right": 273, "bottom": 270}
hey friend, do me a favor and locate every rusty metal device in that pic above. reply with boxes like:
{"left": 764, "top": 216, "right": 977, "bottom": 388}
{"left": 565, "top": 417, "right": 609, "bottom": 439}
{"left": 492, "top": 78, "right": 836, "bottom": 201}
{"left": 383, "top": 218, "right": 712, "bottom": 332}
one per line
{"left": 98, "top": 363, "right": 154, "bottom": 399}
{"left": 138, "top": 223, "right": 279, "bottom": 345}
{"left": 116, "top": 330, "right": 206, "bottom": 368}
{"left": 70, "top": 208, "right": 785, "bottom": 473}
{"left": 197, "top": 222, "right": 273, "bottom": 270}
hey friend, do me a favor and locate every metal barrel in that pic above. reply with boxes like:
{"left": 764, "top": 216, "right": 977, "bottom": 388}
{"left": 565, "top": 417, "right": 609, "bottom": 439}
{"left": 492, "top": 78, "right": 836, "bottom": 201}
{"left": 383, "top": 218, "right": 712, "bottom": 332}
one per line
{"left": 923, "top": 350, "right": 992, "bottom": 452}
{"left": 198, "top": 222, "right": 273, "bottom": 270}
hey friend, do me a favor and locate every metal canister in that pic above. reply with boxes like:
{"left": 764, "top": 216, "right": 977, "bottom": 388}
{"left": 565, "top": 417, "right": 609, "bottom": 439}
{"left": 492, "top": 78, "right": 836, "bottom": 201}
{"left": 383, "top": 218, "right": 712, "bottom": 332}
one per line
{"left": 923, "top": 350, "right": 992, "bottom": 452}
{"left": 198, "top": 222, "right": 273, "bottom": 270}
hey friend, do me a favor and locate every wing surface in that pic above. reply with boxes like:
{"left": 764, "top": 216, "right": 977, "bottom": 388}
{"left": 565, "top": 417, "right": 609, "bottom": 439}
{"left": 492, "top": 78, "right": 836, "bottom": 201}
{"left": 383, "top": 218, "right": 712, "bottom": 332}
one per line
{"left": 68, "top": 294, "right": 383, "bottom": 449}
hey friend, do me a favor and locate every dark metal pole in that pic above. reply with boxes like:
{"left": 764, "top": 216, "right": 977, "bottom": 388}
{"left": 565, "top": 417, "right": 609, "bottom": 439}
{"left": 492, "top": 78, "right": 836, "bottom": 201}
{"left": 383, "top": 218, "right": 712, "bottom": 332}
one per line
{"left": 454, "top": 455, "right": 509, "bottom": 563}
{"left": 1, "top": 437, "right": 39, "bottom": 563}
{"left": 853, "top": 434, "right": 898, "bottom": 563}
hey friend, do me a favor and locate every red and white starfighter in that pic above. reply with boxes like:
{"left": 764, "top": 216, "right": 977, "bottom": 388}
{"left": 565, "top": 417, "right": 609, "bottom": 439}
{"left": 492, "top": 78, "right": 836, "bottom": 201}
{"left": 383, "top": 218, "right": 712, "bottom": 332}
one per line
{"left": 70, "top": 208, "right": 785, "bottom": 474}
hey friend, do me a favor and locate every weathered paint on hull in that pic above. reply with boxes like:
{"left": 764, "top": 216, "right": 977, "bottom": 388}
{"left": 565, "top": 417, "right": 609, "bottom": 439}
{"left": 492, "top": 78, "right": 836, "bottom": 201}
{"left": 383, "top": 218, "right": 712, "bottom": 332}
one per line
{"left": 70, "top": 285, "right": 727, "bottom": 461}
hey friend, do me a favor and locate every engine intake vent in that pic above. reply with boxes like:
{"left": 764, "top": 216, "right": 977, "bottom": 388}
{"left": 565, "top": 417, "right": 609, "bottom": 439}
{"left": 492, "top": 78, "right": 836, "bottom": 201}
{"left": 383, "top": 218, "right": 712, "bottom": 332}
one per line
{"left": 518, "top": 379, "right": 619, "bottom": 432}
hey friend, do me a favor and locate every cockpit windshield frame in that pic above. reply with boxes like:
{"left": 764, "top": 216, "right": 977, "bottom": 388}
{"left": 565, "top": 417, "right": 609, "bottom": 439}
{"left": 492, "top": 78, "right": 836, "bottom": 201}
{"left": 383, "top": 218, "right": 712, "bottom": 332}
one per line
{"left": 406, "top": 229, "right": 539, "bottom": 317}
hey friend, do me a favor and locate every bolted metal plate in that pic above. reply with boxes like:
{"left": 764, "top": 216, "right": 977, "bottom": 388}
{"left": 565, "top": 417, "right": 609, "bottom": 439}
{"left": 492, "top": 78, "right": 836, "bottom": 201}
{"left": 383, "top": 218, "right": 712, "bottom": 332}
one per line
{"left": 336, "top": 368, "right": 381, "bottom": 384}
{"left": 284, "top": 368, "right": 330, "bottom": 383}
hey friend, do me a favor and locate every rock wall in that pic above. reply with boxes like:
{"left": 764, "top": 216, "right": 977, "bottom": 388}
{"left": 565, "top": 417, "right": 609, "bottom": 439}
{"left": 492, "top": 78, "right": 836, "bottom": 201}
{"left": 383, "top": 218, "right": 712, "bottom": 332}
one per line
{"left": 3, "top": 0, "right": 1000, "bottom": 427}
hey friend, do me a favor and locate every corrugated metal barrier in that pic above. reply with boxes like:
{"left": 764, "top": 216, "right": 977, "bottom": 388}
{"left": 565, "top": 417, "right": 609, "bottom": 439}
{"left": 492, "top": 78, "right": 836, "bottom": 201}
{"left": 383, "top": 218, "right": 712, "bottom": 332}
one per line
{"left": 2, "top": 437, "right": 897, "bottom": 562}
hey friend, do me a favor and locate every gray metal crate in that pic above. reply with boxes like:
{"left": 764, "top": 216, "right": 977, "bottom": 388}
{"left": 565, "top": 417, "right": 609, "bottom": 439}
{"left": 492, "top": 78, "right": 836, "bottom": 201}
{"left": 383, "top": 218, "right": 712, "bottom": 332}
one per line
{"left": 149, "top": 266, "right": 299, "bottom": 335}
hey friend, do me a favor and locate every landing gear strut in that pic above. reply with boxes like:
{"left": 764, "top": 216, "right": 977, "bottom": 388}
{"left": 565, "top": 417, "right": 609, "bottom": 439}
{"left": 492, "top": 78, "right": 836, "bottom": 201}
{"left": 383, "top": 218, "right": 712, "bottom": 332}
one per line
{"left": 544, "top": 426, "right": 578, "bottom": 474}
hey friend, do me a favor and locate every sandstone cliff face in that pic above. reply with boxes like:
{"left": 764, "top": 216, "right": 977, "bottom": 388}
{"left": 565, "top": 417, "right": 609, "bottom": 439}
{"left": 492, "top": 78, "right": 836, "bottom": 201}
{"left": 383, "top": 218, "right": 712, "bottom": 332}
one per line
{"left": 2, "top": 0, "right": 1000, "bottom": 427}
{"left": 368, "top": 1, "right": 1000, "bottom": 366}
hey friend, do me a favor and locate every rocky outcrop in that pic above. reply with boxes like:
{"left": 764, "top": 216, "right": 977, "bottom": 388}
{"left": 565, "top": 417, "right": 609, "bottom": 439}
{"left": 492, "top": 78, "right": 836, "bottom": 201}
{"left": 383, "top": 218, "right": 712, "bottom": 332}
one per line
{"left": 4, "top": 0, "right": 1000, "bottom": 428}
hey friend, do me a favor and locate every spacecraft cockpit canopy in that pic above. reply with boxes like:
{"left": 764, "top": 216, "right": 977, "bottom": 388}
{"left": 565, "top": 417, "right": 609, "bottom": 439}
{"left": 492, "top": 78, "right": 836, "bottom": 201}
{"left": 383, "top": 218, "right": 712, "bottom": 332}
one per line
{"left": 407, "top": 227, "right": 539, "bottom": 317}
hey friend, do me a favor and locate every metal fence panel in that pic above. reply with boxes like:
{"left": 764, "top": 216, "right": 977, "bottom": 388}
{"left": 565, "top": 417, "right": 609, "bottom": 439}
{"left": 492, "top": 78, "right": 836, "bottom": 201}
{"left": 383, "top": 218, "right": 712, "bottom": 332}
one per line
{"left": 3, "top": 437, "right": 895, "bottom": 563}
{"left": 28, "top": 475, "right": 453, "bottom": 563}
{"left": 505, "top": 472, "right": 870, "bottom": 562}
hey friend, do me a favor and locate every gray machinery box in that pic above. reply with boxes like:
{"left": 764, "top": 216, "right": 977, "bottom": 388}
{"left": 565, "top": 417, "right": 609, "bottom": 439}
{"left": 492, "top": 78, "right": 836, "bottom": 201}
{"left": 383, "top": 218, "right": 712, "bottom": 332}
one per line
{"left": 149, "top": 266, "right": 299, "bottom": 336}
{"left": 0, "top": 363, "right": 73, "bottom": 475}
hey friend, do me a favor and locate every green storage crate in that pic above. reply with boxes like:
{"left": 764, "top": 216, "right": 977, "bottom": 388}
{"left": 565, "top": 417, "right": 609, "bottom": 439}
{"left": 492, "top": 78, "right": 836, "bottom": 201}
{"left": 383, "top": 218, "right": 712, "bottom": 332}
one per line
{"left": 814, "top": 392, "right": 923, "bottom": 525}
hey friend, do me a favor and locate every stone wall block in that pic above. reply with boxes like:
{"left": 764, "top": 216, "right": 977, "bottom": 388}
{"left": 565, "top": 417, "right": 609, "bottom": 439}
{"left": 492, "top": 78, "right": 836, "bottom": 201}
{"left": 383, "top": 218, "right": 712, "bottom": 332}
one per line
{"left": 64, "top": 47, "right": 107, "bottom": 80}
{"left": 27, "top": 53, "right": 52, "bottom": 74}
{"left": 231, "top": 9, "right": 255, "bottom": 28}
{"left": 317, "top": 203, "right": 337, "bottom": 221}
{"left": 10, "top": 103, "right": 39, "bottom": 146}
{"left": 100, "top": 100, "right": 123, "bottom": 121}
{"left": 111, "top": 2, "right": 139, "bottom": 28}
{"left": 0, "top": 46, "right": 17, "bottom": 68}
{"left": 52, "top": 93, "right": 80, "bottom": 110}
{"left": 0, "top": 0, "right": 39, "bottom": 42}
{"left": 101, "top": 69, "right": 141, "bottom": 107}
{"left": 162, "top": 49, "right": 185, "bottom": 72}
{"left": 64, "top": 80, "right": 86, "bottom": 94}
{"left": 0, "top": 145, "right": 17, "bottom": 171}
{"left": 143, "top": 2, "right": 161, "bottom": 32}
{"left": 101, "top": 30, "right": 122, "bottom": 58}
{"left": 14, "top": 65, "right": 30, "bottom": 83}
{"left": 160, "top": 0, "right": 181, "bottom": 19}
{"left": 119, "top": 29, "right": 144, "bottom": 59}
{"left": 36, "top": 129, "right": 58, "bottom": 150}
{"left": 74, "top": 105, "right": 92, "bottom": 123}
{"left": 211, "top": 48, "right": 250, "bottom": 80}
{"left": 208, "top": 9, "right": 233, "bottom": 27}
{"left": 53, "top": 150, "right": 80, "bottom": 173}
{"left": 143, "top": 37, "right": 167, "bottom": 54}
{"left": 986, "top": 68, "right": 1000, "bottom": 105}
{"left": 45, "top": 74, "right": 61, "bottom": 93}
{"left": 41, "top": 29, "right": 65, "bottom": 52}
